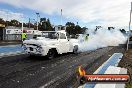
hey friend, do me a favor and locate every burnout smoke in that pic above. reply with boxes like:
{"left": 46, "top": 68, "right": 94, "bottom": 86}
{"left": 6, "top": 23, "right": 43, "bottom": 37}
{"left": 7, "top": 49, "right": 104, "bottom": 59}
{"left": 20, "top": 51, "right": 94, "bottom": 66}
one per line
{"left": 78, "top": 29, "right": 127, "bottom": 52}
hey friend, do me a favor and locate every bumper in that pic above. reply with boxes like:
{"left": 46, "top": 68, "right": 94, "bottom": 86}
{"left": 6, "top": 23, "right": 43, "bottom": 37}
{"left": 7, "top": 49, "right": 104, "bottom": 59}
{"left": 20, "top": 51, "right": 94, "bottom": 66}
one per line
{"left": 25, "top": 51, "right": 43, "bottom": 56}
{"left": 22, "top": 45, "right": 46, "bottom": 56}
{"left": 27, "top": 52, "right": 43, "bottom": 56}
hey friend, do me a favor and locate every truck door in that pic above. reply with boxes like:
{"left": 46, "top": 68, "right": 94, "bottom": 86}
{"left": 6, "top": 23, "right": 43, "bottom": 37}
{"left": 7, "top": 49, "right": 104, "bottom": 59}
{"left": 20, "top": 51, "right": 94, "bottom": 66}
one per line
{"left": 58, "top": 33, "right": 70, "bottom": 53}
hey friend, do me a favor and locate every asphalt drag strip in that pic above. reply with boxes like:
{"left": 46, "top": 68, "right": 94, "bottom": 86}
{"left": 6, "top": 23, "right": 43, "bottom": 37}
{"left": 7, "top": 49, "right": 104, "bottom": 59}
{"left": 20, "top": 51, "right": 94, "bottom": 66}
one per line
{"left": 0, "top": 46, "right": 125, "bottom": 88}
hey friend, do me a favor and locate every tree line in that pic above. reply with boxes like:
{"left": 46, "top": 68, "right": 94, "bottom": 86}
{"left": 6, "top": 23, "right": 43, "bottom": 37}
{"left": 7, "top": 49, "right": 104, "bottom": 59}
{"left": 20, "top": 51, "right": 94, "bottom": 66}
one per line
{"left": 0, "top": 18, "right": 86, "bottom": 35}
{"left": 1, "top": 17, "right": 126, "bottom": 35}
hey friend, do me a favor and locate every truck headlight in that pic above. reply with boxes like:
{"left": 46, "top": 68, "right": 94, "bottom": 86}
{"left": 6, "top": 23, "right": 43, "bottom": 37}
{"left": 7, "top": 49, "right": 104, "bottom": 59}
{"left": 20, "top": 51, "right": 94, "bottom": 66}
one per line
{"left": 37, "top": 46, "right": 43, "bottom": 52}
{"left": 22, "top": 44, "right": 27, "bottom": 50}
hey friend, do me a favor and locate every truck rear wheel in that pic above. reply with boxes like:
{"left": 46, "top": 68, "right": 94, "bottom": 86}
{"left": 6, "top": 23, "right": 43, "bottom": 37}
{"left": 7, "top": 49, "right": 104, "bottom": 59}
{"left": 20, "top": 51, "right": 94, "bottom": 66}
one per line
{"left": 47, "top": 49, "right": 56, "bottom": 59}
{"left": 73, "top": 45, "right": 78, "bottom": 54}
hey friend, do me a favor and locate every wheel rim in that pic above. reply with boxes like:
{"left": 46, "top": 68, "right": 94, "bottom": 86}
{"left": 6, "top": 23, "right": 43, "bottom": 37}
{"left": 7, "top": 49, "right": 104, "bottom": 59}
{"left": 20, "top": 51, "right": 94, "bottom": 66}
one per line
{"left": 74, "top": 46, "right": 78, "bottom": 53}
{"left": 48, "top": 50, "right": 54, "bottom": 58}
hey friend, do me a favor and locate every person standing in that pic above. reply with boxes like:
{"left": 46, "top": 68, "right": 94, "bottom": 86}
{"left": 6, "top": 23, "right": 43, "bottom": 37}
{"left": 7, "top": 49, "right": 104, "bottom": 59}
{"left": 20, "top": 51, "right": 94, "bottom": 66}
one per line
{"left": 22, "top": 30, "right": 27, "bottom": 41}
{"left": 85, "top": 34, "right": 89, "bottom": 41}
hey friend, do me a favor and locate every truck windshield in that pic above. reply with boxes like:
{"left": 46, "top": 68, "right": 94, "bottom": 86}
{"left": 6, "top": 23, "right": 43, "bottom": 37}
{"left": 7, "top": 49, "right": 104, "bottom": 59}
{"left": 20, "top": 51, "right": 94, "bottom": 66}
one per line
{"left": 42, "top": 32, "right": 59, "bottom": 39}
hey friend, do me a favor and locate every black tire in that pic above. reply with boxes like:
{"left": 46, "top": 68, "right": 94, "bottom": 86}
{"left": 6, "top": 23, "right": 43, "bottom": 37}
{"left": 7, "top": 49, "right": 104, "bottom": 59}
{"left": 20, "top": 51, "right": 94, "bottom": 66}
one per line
{"left": 73, "top": 45, "right": 78, "bottom": 54}
{"left": 47, "top": 49, "right": 56, "bottom": 59}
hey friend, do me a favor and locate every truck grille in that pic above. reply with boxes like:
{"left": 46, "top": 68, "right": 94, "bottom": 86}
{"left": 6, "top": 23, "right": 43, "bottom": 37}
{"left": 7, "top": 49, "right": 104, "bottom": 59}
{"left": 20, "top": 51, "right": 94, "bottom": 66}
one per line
{"left": 29, "top": 47, "right": 33, "bottom": 51}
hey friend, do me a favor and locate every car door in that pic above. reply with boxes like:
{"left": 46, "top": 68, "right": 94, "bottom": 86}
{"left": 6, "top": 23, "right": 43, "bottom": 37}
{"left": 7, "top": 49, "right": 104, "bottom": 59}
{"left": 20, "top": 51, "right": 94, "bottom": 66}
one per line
{"left": 58, "top": 33, "right": 70, "bottom": 53}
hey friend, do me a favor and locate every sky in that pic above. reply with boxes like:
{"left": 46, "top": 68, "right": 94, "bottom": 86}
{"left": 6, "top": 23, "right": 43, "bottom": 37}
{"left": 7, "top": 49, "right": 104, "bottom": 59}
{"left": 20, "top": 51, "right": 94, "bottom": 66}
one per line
{"left": 0, "top": 0, "right": 131, "bottom": 29}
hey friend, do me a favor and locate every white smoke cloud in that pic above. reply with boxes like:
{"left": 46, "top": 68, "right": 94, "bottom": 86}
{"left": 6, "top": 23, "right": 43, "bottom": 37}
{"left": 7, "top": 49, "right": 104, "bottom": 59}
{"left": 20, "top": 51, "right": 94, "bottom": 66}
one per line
{"left": 78, "top": 29, "right": 127, "bottom": 52}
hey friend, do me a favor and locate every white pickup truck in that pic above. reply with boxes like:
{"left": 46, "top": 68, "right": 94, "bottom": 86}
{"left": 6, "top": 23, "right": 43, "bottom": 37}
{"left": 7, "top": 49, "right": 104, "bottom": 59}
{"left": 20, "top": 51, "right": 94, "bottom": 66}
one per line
{"left": 22, "top": 30, "right": 79, "bottom": 59}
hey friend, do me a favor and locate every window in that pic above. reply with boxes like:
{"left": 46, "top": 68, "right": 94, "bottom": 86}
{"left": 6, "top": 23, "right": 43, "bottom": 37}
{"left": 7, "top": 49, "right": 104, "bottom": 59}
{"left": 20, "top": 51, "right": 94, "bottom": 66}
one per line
{"left": 42, "top": 32, "right": 59, "bottom": 39}
{"left": 60, "top": 33, "right": 66, "bottom": 39}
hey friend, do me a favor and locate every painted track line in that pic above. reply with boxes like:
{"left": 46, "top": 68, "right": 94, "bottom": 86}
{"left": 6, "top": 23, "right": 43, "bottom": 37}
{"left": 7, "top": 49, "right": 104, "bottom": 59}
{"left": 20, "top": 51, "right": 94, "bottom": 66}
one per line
{"left": 0, "top": 51, "right": 25, "bottom": 58}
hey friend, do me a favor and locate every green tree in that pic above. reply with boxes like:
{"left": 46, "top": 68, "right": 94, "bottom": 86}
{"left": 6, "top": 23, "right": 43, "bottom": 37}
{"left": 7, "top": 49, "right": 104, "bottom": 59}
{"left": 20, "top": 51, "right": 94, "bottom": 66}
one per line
{"left": 10, "top": 19, "right": 19, "bottom": 26}
{"left": 65, "top": 22, "right": 83, "bottom": 35}
{"left": 39, "top": 18, "right": 53, "bottom": 31}
{"left": 75, "top": 25, "right": 82, "bottom": 34}
{"left": 82, "top": 27, "right": 88, "bottom": 34}
{"left": 46, "top": 18, "right": 52, "bottom": 31}
{"left": 65, "top": 22, "right": 75, "bottom": 35}
{"left": 0, "top": 18, "right": 5, "bottom": 24}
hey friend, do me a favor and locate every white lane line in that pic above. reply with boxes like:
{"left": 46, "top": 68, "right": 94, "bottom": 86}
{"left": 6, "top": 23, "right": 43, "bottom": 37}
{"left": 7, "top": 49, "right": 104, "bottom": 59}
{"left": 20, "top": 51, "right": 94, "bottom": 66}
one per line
{"left": 94, "top": 53, "right": 123, "bottom": 74}
{"left": 0, "top": 51, "right": 25, "bottom": 58}
{"left": 0, "top": 44, "right": 21, "bottom": 48}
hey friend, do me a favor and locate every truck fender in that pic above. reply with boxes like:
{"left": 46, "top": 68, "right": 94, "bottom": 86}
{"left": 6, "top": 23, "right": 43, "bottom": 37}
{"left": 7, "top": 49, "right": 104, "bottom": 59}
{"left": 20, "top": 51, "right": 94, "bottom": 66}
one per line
{"left": 46, "top": 47, "right": 60, "bottom": 55}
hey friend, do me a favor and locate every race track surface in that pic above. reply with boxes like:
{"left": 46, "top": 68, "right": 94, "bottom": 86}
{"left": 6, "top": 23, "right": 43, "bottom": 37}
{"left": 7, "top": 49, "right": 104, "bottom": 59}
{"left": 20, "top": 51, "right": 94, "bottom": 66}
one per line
{"left": 0, "top": 46, "right": 125, "bottom": 88}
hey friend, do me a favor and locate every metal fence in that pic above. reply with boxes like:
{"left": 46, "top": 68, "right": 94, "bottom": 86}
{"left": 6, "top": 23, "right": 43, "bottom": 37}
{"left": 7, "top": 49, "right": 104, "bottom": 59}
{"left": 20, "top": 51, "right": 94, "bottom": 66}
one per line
{"left": 3, "top": 26, "right": 35, "bottom": 41}
{"left": 5, "top": 34, "right": 34, "bottom": 40}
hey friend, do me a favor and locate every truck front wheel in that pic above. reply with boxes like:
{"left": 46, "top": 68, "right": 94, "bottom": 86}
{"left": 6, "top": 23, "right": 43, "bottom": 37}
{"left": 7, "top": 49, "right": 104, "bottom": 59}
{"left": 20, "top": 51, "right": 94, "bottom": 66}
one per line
{"left": 47, "top": 49, "right": 56, "bottom": 59}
